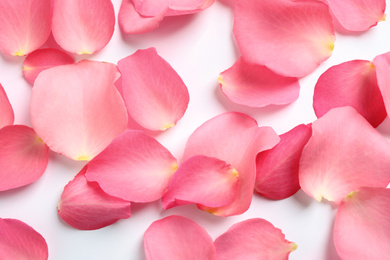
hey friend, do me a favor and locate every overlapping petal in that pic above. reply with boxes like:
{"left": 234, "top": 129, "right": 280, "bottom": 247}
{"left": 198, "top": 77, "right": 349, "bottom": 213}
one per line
{"left": 51, "top": 0, "right": 115, "bottom": 54}
{"left": 133, "top": 0, "right": 215, "bottom": 17}
{"left": 144, "top": 215, "right": 216, "bottom": 260}
{"left": 0, "top": 218, "right": 48, "bottom": 260}
{"left": 233, "top": 0, "right": 335, "bottom": 77}
{"left": 0, "top": 83, "right": 14, "bottom": 129}
{"left": 373, "top": 52, "right": 390, "bottom": 117}
{"left": 299, "top": 107, "right": 390, "bottom": 204}
{"left": 334, "top": 187, "right": 390, "bottom": 259}
{"left": 31, "top": 60, "right": 128, "bottom": 161}
{"left": 118, "top": 48, "right": 189, "bottom": 131}
{"left": 58, "top": 167, "right": 131, "bottom": 230}
{"left": 255, "top": 124, "right": 312, "bottom": 200}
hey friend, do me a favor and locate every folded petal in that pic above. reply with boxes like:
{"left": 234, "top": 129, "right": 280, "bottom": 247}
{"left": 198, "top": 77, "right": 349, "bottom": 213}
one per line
{"left": 299, "top": 107, "right": 390, "bottom": 204}
{"left": 0, "top": 125, "right": 49, "bottom": 191}
{"left": 23, "top": 48, "right": 75, "bottom": 85}
{"left": 133, "top": 0, "right": 215, "bottom": 17}
{"left": 334, "top": 187, "right": 390, "bottom": 260}
{"left": 373, "top": 52, "right": 390, "bottom": 118}
{"left": 144, "top": 215, "right": 216, "bottom": 260}
{"left": 313, "top": 60, "right": 386, "bottom": 127}
{"left": 0, "top": 83, "right": 14, "bottom": 129}
{"left": 58, "top": 167, "right": 131, "bottom": 230}
{"left": 219, "top": 57, "right": 300, "bottom": 107}
{"left": 51, "top": 0, "right": 115, "bottom": 54}
{"left": 215, "top": 218, "right": 297, "bottom": 260}
{"left": 234, "top": 0, "right": 335, "bottom": 77}
{"left": 118, "top": 48, "right": 189, "bottom": 131}
{"left": 255, "top": 124, "right": 312, "bottom": 200}
{"left": 31, "top": 60, "right": 128, "bottom": 161}
{"left": 85, "top": 130, "right": 177, "bottom": 203}
{"left": 0, "top": 0, "right": 51, "bottom": 56}
{"left": 0, "top": 218, "right": 48, "bottom": 260}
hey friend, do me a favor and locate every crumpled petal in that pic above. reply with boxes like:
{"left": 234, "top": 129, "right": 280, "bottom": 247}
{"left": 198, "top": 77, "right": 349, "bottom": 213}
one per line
{"left": 0, "top": 83, "right": 14, "bottom": 129}
{"left": 373, "top": 51, "right": 390, "bottom": 118}
{"left": 85, "top": 130, "right": 177, "bottom": 203}
{"left": 118, "top": 48, "right": 189, "bottom": 131}
{"left": 233, "top": 0, "right": 335, "bottom": 77}
{"left": 31, "top": 60, "right": 128, "bottom": 161}
{"left": 334, "top": 187, "right": 390, "bottom": 259}
{"left": 313, "top": 60, "right": 386, "bottom": 127}
{"left": 58, "top": 167, "right": 131, "bottom": 230}
{"left": 255, "top": 124, "right": 312, "bottom": 200}
{"left": 133, "top": 0, "right": 215, "bottom": 17}
{"left": 144, "top": 215, "right": 216, "bottom": 260}
{"left": 219, "top": 57, "right": 300, "bottom": 107}
{"left": 0, "top": 125, "right": 49, "bottom": 191}
{"left": 23, "top": 48, "right": 75, "bottom": 85}
{"left": 0, "top": 0, "right": 51, "bottom": 56}
{"left": 51, "top": 0, "right": 115, "bottom": 54}
{"left": 299, "top": 107, "right": 390, "bottom": 204}
{"left": 214, "top": 218, "right": 297, "bottom": 260}
{"left": 0, "top": 218, "right": 48, "bottom": 260}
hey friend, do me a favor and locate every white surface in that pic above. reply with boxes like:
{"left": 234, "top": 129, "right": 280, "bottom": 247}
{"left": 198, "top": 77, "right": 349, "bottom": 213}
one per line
{"left": 1, "top": 1, "right": 390, "bottom": 259}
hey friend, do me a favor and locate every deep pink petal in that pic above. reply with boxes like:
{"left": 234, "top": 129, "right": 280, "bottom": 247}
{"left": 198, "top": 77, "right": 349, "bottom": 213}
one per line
{"left": 0, "top": 218, "right": 48, "bottom": 260}
{"left": 133, "top": 0, "right": 215, "bottom": 16}
{"left": 0, "top": 125, "right": 49, "bottom": 191}
{"left": 313, "top": 60, "right": 386, "bottom": 127}
{"left": 255, "top": 124, "right": 312, "bottom": 200}
{"left": 373, "top": 52, "right": 390, "bottom": 118}
{"left": 144, "top": 215, "right": 216, "bottom": 260}
{"left": 30, "top": 60, "right": 128, "bottom": 161}
{"left": 0, "top": 0, "right": 51, "bottom": 56}
{"left": 0, "top": 83, "right": 14, "bottom": 129}
{"left": 233, "top": 0, "right": 335, "bottom": 77}
{"left": 215, "top": 218, "right": 297, "bottom": 260}
{"left": 118, "top": 48, "right": 189, "bottom": 131}
{"left": 334, "top": 187, "right": 390, "bottom": 259}
{"left": 85, "top": 130, "right": 177, "bottom": 203}
{"left": 51, "top": 0, "right": 115, "bottom": 54}
{"left": 299, "top": 107, "right": 390, "bottom": 204}
{"left": 23, "top": 48, "right": 75, "bottom": 85}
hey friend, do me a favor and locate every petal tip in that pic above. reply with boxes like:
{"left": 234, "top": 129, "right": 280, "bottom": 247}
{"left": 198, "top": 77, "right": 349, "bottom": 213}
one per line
{"left": 290, "top": 242, "right": 298, "bottom": 252}
{"left": 161, "top": 123, "right": 175, "bottom": 131}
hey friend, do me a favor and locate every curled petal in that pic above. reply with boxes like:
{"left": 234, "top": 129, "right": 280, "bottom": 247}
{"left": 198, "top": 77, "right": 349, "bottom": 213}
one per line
{"left": 0, "top": 83, "right": 14, "bottom": 129}
{"left": 133, "top": 0, "right": 215, "bottom": 17}
{"left": 373, "top": 52, "right": 390, "bottom": 117}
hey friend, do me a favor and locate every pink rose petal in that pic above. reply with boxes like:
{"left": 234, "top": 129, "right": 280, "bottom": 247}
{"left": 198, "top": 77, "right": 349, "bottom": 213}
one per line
{"left": 31, "top": 60, "right": 128, "bottom": 161}
{"left": 0, "top": 218, "right": 48, "bottom": 260}
{"left": 299, "top": 107, "right": 390, "bottom": 204}
{"left": 214, "top": 218, "right": 297, "bottom": 260}
{"left": 334, "top": 187, "right": 390, "bottom": 259}
{"left": 144, "top": 215, "right": 216, "bottom": 260}
{"left": 255, "top": 124, "right": 312, "bottom": 200}
{"left": 52, "top": 0, "right": 115, "bottom": 54}
{"left": 118, "top": 48, "right": 189, "bottom": 131}
{"left": 0, "top": 125, "right": 49, "bottom": 191}
{"left": 0, "top": 83, "right": 14, "bottom": 129}
{"left": 234, "top": 0, "right": 335, "bottom": 77}
{"left": 133, "top": 0, "right": 215, "bottom": 17}
{"left": 373, "top": 51, "right": 390, "bottom": 118}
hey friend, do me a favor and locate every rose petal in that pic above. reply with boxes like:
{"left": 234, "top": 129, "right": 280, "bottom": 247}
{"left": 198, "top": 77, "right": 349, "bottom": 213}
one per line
{"left": 118, "top": 48, "right": 189, "bottom": 131}
{"left": 31, "top": 60, "right": 128, "bottom": 161}
{"left": 133, "top": 0, "right": 215, "bottom": 17}
{"left": 0, "top": 83, "right": 14, "bottom": 129}
{"left": 144, "top": 215, "right": 216, "bottom": 260}
{"left": 255, "top": 124, "right": 312, "bottom": 200}
{"left": 233, "top": 0, "right": 335, "bottom": 77}
{"left": 214, "top": 218, "right": 297, "bottom": 260}
{"left": 299, "top": 107, "right": 390, "bottom": 204}
{"left": 373, "top": 51, "right": 390, "bottom": 118}
{"left": 0, "top": 218, "right": 48, "bottom": 260}
{"left": 51, "top": 0, "right": 115, "bottom": 54}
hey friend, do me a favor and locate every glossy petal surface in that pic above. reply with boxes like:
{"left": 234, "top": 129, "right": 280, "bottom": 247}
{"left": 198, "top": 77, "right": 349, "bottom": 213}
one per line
{"left": 0, "top": 83, "right": 14, "bottom": 129}
{"left": 133, "top": 0, "right": 215, "bottom": 16}
{"left": 373, "top": 52, "right": 390, "bottom": 118}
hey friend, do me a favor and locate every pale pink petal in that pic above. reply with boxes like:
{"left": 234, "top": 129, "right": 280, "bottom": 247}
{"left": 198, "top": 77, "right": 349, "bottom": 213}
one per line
{"left": 183, "top": 112, "right": 280, "bottom": 216}
{"left": 313, "top": 60, "right": 386, "bottom": 127}
{"left": 51, "top": 0, "right": 115, "bottom": 54}
{"left": 215, "top": 218, "right": 297, "bottom": 260}
{"left": 334, "top": 187, "right": 390, "bottom": 259}
{"left": 31, "top": 60, "right": 128, "bottom": 161}
{"left": 0, "top": 218, "right": 48, "bottom": 260}
{"left": 255, "top": 124, "right": 312, "bottom": 200}
{"left": 85, "top": 130, "right": 177, "bottom": 202}
{"left": 299, "top": 107, "right": 390, "bottom": 204}
{"left": 219, "top": 57, "right": 300, "bottom": 107}
{"left": 0, "top": 125, "right": 49, "bottom": 191}
{"left": 133, "top": 0, "right": 215, "bottom": 17}
{"left": 0, "top": 0, "right": 51, "bottom": 56}
{"left": 58, "top": 167, "right": 131, "bottom": 230}
{"left": 162, "top": 155, "right": 239, "bottom": 210}
{"left": 233, "top": 0, "right": 335, "bottom": 77}
{"left": 144, "top": 215, "right": 216, "bottom": 260}
{"left": 118, "top": 48, "right": 189, "bottom": 131}
{"left": 23, "top": 48, "right": 75, "bottom": 85}
{"left": 0, "top": 83, "right": 14, "bottom": 129}
{"left": 373, "top": 52, "right": 390, "bottom": 117}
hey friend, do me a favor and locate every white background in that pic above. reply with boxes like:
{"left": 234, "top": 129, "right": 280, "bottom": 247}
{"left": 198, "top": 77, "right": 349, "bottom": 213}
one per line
{"left": 1, "top": 0, "right": 390, "bottom": 259}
